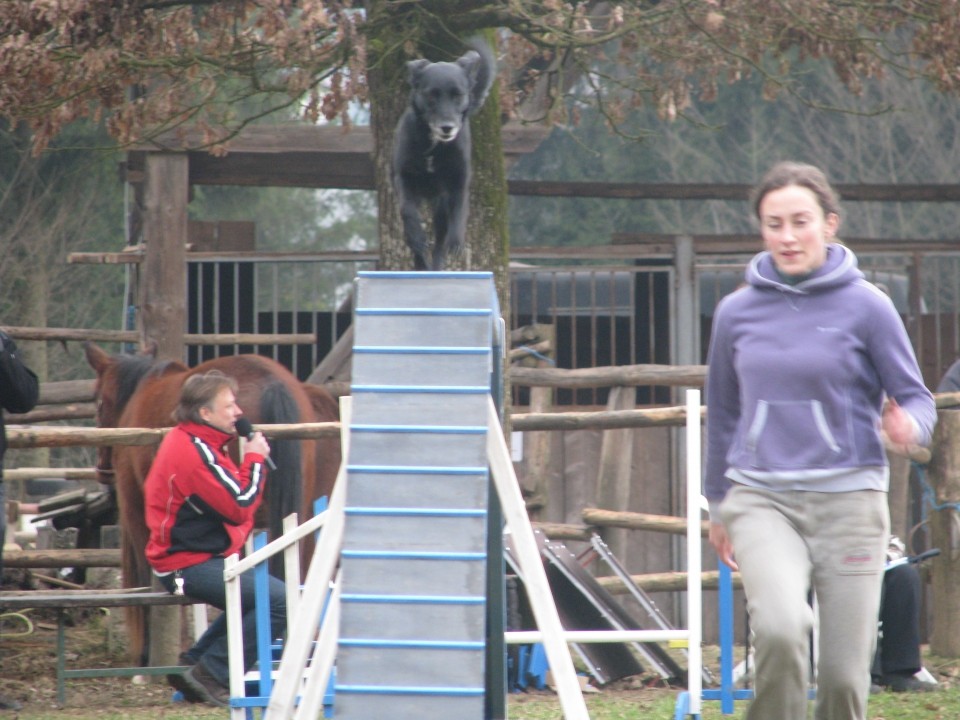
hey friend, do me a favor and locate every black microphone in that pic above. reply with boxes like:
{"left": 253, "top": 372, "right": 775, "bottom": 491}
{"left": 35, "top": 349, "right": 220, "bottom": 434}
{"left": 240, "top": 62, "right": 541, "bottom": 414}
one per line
{"left": 235, "top": 417, "right": 277, "bottom": 471}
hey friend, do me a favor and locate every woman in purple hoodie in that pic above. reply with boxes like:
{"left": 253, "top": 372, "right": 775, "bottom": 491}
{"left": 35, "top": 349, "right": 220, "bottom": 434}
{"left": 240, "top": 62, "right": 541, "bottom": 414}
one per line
{"left": 704, "top": 161, "right": 936, "bottom": 720}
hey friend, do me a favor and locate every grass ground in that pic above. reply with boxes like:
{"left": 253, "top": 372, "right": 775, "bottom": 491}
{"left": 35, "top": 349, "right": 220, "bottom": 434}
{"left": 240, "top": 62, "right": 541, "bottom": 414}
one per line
{"left": 3, "top": 607, "right": 960, "bottom": 718}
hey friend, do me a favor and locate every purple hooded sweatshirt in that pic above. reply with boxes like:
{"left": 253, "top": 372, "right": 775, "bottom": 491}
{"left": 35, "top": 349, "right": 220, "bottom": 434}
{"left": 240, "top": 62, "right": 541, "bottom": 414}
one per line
{"left": 704, "top": 244, "right": 935, "bottom": 516}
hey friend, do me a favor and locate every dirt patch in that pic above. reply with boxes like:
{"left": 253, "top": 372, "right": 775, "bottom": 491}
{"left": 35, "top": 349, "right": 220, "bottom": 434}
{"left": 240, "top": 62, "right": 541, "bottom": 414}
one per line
{"left": 4, "top": 598, "right": 960, "bottom": 718}
{"left": 0, "top": 605, "right": 189, "bottom": 714}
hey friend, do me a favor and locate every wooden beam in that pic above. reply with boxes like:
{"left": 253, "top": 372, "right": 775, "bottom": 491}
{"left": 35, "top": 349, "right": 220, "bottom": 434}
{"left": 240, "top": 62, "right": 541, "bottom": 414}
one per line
{"left": 66, "top": 250, "right": 144, "bottom": 264}
{"left": 38, "top": 380, "right": 96, "bottom": 404}
{"left": 511, "top": 363, "right": 707, "bottom": 389}
{"left": 4, "top": 422, "right": 342, "bottom": 449}
{"left": 609, "top": 234, "right": 960, "bottom": 256}
{"left": 509, "top": 181, "right": 960, "bottom": 202}
{"left": 141, "top": 153, "right": 188, "bottom": 357}
{"left": 125, "top": 124, "right": 960, "bottom": 201}
{"left": 596, "top": 570, "right": 741, "bottom": 594}
{"left": 8, "top": 404, "right": 96, "bottom": 423}
{"left": 124, "top": 123, "right": 550, "bottom": 189}
{"left": 4, "top": 549, "right": 120, "bottom": 568}
{"left": 72, "top": 238, "right": 960, "bottom": 268}
{"left": 532, "top": 522, "right": 593, "bottom": 542}
{"left": 3, "top": 327, "right": 314, "bottom": 346}
{"left": 4, "top": 468, "right": 98, "bottom": 481}
{"left": 582, "top": 507, "right": 710, "bottom": 536}
{"left": 6, "top": 426, "right": 168, "bottom": 449}
{"left": 512, "top": 405, "right": 698, "bottom": 431}
{"left": 4, "top": 326, "right": 139, "bottom": 343}
{"left": 187, "top": 333, "right": 317, "bottom": 345}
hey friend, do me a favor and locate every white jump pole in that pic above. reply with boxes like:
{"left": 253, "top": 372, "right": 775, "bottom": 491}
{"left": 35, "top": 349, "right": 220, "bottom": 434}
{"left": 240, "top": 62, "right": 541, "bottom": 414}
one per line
{"left": 686, "top": 388, "right": 703, "bottom": 716}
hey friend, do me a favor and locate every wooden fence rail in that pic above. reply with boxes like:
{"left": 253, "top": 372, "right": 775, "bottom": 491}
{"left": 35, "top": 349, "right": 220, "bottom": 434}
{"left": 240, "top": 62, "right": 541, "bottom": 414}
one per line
{"left": 11, "top": 393, "right": 955, "bottom": 456}
{"left": 2, "top": 327, "right": 316, "bottom": 346}
{"left": 511, "top": 363, "right": 707, "bottom": 388}
{"left": 5, "top": 422, "right": 342, "bottom": 449}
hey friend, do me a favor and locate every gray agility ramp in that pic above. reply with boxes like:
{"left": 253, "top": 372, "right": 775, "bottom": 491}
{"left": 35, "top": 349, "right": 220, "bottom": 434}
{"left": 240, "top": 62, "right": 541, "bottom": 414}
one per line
{"left": 335, "top": 271, "right": 499, "bottom": 720}
{"left": 266, "top": 270, "right": 591, "bottom": 720}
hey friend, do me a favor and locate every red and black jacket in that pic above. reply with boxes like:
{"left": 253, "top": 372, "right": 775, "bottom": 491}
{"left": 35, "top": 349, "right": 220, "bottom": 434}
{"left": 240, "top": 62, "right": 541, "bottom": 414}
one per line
{"left": 144, "top": 420, "right": 267, "bottom": 573}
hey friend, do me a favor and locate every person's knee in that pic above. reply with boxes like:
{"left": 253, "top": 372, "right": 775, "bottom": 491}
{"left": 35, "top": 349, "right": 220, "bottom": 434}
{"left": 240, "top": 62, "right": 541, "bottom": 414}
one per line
{"left": 751, "top": 602, "right": 813, "bottom": 650}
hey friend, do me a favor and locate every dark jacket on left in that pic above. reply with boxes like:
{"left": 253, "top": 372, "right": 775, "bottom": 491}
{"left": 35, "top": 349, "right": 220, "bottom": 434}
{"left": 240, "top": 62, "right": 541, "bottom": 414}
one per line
{"left": 0, "top": 331, "right": 40, "bottom": 478}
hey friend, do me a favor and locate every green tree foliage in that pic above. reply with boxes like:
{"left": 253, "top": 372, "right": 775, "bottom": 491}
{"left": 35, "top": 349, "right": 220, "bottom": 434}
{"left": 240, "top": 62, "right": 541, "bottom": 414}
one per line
{"left": 0, "top": 122, "right": 125, "bottom": 372}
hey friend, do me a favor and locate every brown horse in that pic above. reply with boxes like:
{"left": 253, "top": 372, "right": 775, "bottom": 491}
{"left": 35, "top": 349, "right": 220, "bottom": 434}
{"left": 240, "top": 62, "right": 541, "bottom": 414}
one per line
{"left": 83, "top": 341, "right": 340, "bottom": 661}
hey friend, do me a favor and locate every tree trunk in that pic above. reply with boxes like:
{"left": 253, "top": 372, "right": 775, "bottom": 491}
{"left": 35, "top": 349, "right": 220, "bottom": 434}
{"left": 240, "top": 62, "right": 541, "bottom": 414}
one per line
{"left": 366, "top": 7, "right": 411, "bottom": 273}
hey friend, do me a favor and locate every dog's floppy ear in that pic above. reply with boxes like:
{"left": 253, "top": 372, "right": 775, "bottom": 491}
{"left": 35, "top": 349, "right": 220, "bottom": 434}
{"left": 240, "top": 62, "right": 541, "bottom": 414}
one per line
{"left": 456, "top": 50, "right": 481, "bottom": 86}
{"left": 406, "top": 59, "right": 431, "bottom": 89}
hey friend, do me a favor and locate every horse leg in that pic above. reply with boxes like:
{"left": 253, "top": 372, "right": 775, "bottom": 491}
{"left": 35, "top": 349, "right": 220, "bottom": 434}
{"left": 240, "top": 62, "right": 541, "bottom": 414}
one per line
{"left": 115, "top": 452, "right": 153, "bottom": 664}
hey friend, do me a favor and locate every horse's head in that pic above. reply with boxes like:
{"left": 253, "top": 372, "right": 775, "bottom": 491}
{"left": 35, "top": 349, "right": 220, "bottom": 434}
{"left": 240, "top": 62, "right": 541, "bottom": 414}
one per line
{"left": 84, "top": 341, "right": 161, "bottom": 483}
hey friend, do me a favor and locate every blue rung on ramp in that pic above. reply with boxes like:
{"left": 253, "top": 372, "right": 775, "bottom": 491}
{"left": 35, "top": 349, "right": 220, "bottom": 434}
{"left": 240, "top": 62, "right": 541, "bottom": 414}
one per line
{"left": 335, "top": 271, "right": 502, "bottom": 720}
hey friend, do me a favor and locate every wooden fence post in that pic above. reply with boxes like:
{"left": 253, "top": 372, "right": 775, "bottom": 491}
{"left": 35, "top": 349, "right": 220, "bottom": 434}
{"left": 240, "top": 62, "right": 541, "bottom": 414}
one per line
{"left": 517, "top": 324, "right": 554, "bottom": 521}
{"left": 141, "top": 151, "right": 188, "bottom": 670}
{"left": 141, "top": 152, "right": 188, "bottom": 359}
{"left": 596, "top": 386, "right": 636, "bottom": 561}
{"left": 927, "top": 409, "right": 960, "bottom": 657}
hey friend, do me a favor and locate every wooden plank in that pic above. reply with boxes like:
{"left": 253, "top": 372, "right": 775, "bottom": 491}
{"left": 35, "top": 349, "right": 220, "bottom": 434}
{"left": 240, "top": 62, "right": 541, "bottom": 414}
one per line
{"left": 595, "top": 570, "right": 742, "bottom": 594}
{"left": 66, "top": 251, "right": 144, "bottom": 264}
{"left": 3, "top": 549, "right": 121, "bottom": 569}
{"left": 5, "top": 327, "right": 313, "bottom": 345}
{"left": 38, "top": 380, "right": 96, "bottom": 404}
{"left": 509, "top": 181, "right": 960, "bottom": 202}
{"left": 610, "top": 234, "right": 960, "bottom": 255}
{"left": 7, "top": 426, "right": 167, "bottom": 449}
{"left": 0, "top": 590, "right": 194, "bottom": 608}
{"left": 4, "top": 422, "right": 342, "bottom": 449}
{"left": 511, "top": 363, "right": 707, "bottom": 389}
{"left": 513, "top": 405, "right": 695, "bottom": 431}
{"left": 4, "top": 467, "right": 98, "bottom": 481}
{"left": 306, "top": 324, "right": 353, "bottom": 385}
{"left": 71, "top": 239, "right": 960, "bottom": 266}
{"left": 582, "top": 507, "right": 710, "bottom": 536}
{"left": 3, "top": 326, "right": 139, "bottom": 343}
{"left": 187, "top": 333, "right": 316, "bottom": 345}
{"left": 124, "top": 123, "right": 549, "bottom": 189}
{"left": 7, "top": 403, "right": 96, "bottom": 423}
{"left": 189, "top": 150, "right": 375, "bottom": 189}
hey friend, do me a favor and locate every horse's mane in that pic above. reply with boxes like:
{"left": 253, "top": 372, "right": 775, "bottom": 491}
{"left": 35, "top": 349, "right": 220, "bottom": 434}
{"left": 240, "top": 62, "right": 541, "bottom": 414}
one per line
{"left": 113, "top": 353, "right": 188, "bottom": 412}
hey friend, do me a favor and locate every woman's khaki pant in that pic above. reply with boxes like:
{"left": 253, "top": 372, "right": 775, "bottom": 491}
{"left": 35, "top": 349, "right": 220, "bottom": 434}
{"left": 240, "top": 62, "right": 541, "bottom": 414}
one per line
{"left": 720, "top": 486, "right": 888, "bottom": 720}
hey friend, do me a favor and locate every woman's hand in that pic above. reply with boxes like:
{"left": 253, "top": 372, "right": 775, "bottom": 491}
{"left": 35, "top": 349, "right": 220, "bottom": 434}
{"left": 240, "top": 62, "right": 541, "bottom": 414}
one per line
{"left": 709, "top": 521, "right": 738, "bottom": 571}
{"left": 881, "top": 398, "right": 918, "bottom": 449}
{"left": 243, "top": 430, "right": 271, "bottom": 460}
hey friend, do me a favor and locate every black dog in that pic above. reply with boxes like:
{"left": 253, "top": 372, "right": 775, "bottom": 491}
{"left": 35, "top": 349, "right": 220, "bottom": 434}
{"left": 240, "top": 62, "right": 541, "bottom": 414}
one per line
{"left": 392, "top": 38, "right": 496, "bottom": 271}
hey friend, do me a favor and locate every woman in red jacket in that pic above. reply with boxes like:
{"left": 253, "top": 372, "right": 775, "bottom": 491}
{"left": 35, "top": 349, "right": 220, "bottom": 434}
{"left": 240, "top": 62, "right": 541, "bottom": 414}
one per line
{"left": 144, "top": 369, "right": 283, "bottom": 707}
